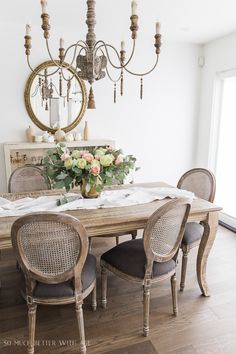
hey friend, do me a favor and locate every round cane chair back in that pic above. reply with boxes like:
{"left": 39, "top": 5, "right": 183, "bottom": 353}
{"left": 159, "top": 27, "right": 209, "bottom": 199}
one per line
{"left": 11, "top": 212, "right": 88, "bottom": 283}
{"left": 143, "top": 198, "right": 191, "bottom": 263}
{"left": 8, "top": 165, "right": 50, "bottom": 193}
{"left": 177, "top": 168, "right": 216, "bottom": 202}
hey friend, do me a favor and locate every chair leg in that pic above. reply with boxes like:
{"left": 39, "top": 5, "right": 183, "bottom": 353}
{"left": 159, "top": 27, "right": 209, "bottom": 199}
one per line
{"left": 101, "top": 266, "right": 107, "bottom": 309}
{"left": 131, "top": 230, "right": 138, "bottom": 240}
{"left": 180, "top": 246, "right": 190, "bottom": 291}
{"left": 16, "top": 261, "right": 21, "bottom": 271}
{"left": 143, "top": 282, "right": 151, "bottom": 337}
{"left": 75, "top": 300, "right": 87, "bottom": 354}
{"left": 91, "top": 281, "right": 97, "bottom": 311}
{"left": 28, "top": 303, "right": 37, "bottom": 354}
{"left": 116, "top": 237, "right": 119, "bottom": 245}
{"left": 89, "top": 238, "right": 92, "bottom": 253}
{"left": 0, "top": 250, "right": 1, "bottom": 289}
{"left": 171, "top": 274, "right": 178, "bottom": 316}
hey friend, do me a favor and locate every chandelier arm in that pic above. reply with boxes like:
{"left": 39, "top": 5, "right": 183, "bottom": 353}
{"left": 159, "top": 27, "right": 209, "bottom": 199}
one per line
{"left": 94, "top": 40, "right": 136, "bottom": 69}
{"left": 45, "top": 40, "right": 87, "bottom": 83}
{"left": 50, "top": 82, "right": 67, "bottom": 97}
{"left": 64, "top": 41, "right": 88, "bottom": 66}
{"left": 60, "top": 46, "right": 86, "bottom": 83}
{"left": 105, "top": 67, "right": 122, "bottom": 83}
{"left": 124, "top": 56, "right": 159, "bottom": 76}
{"left": 31, "top": 85, "right": 40, "bottom": 97}
{"left": 105, "top": 64, "right": 122, "bottom": 83}
{"left": 60, "top": 68, "right": 76, "bottom": 83}
{"left": 45, "top": 40, "right": 64, "bottom": 68}
{"left": 26, "top": 56, "right": 61, "bottom": 77}
{"left": 98, "top": 48, "right": 122, "bottom": 83}
{"left": 45, "top": 39, "right": 87, "bottom": 71}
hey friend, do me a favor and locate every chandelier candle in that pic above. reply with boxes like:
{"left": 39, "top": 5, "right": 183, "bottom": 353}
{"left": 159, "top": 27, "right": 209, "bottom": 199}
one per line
{"left": 59, "top": 38, "right": 65, "bottom": 63}
{"left": 131, "top": 1, "right": 138, "bottom": 16}
{"left": 40, "top": 0, "right": 48, "bottom": 14}
{"left": 26, "top": 24, "right": 31, "bottom": 36}
{"left": 24, "top": 0, "right": 162, "bottom": 108}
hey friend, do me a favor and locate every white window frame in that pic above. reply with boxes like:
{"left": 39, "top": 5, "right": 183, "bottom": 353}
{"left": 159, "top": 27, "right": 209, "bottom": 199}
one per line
{"left": 209, "top": 68, "right": 236, "bottom": 229}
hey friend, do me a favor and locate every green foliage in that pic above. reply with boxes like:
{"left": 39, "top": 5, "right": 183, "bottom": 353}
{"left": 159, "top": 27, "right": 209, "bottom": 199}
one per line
{"left": 43, "top": 143, "right": 138, "bottom": 192}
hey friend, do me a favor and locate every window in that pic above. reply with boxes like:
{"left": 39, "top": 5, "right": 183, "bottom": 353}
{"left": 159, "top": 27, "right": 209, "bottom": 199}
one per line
{"left": 211, "top": 72, "right": 236, "bottom": 228}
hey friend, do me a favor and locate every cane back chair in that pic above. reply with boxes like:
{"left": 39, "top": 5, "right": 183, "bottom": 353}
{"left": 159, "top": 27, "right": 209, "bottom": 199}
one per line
{"left": 177, "top": 168, "right": 216, "bottom": 291}
{"left": 8, "top": 165, "right": 50, "bottom": 193}
{"left": 100, "top": 198, "right": 191, "bottom": 337}
{"left": 11, "top": 212, "right": 96, "bottom": 354}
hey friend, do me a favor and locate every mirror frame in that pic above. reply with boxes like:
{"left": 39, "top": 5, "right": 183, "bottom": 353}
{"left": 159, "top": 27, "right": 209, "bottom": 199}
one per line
{"left": 24, "top": 60, "right": 87, "bottom": 133}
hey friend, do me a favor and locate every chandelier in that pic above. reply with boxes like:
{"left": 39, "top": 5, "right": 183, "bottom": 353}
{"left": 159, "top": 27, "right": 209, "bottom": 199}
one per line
{"left": 24, "top": 0, "right": 162, "bottom": 109}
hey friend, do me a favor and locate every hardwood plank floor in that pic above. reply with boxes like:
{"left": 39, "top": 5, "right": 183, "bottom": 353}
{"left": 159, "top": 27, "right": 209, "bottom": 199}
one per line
{"left": 0, "top": 226, "right": 236, "bottom": 354}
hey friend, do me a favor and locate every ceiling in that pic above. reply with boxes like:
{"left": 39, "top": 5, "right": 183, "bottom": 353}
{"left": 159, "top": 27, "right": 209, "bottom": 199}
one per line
{"left": 4, "top": 0, "right": 236, "bottom": 44}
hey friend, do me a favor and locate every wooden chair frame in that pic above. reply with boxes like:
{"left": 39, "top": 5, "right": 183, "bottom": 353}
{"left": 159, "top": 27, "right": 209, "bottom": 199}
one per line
{"left": 177, "top": 168, "right": 216, "bottom": 291}
{"left": 101, "top": 198, "right": 191, "bottom": 337}
{"left": 11, "top": 212, "right": 96, "bottom": 354}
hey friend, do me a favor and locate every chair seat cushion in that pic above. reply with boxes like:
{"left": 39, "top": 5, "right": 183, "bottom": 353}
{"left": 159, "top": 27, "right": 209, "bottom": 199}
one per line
{"left": 101, "top": 239, "right": 176, "bottom": 279}
{"left": 182, "top": 222, "right": 204, "bottom": 245}
{"left": 21, "top": 254, "right": 96, "bottom": 299}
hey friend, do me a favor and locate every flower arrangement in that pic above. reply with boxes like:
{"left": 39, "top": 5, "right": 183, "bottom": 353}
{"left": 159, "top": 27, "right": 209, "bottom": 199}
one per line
{"left": 43, "top": 143, "right": 137, "bottom": 196}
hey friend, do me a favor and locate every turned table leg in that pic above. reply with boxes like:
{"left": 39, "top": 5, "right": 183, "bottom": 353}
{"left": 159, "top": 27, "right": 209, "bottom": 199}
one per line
{"left": 197, "top": 211, "right": 219, "bottom": 297}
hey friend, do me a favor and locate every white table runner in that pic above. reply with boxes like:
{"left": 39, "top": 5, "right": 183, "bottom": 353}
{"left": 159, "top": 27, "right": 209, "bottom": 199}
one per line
{"left": 0, "top": 187, "right": 194, "bottom": 217}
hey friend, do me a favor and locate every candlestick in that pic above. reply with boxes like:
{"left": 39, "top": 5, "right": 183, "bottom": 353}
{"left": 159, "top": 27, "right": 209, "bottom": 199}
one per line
{"left": 131, "top": 1, "right": 137, "bottom": 15}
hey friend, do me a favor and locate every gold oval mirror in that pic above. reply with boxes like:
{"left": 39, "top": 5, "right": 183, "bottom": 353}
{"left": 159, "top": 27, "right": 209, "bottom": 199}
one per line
{"left": 24, "top": 60, "right": 87, "bottom": 133}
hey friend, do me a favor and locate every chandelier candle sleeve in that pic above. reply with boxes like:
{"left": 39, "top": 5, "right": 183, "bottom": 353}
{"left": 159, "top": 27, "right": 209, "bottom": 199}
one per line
{"left": 59, "top": 38, "right": 65, "bottom": 62}
{"left": 60, "top": 38, "right": 65, "bottom": 48}
{"left": 156, "top": 22, "right": 161, "bottom": 34}
{"left": 131, "top": 1, "right": 138, "bottom": 15}
{"left": 121, "top": 41, "right": 125, "bottom": 51}
{"left": 26, "top": 24, "right": 31, "bottom": 36}
{"left": 40, "top": 0, "right": 48, "bottom": 14}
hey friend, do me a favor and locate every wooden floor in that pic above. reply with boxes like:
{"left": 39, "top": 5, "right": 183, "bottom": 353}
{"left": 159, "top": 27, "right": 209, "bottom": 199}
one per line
{"left": 0, "top": 226, "right": 236, "bottom": 354}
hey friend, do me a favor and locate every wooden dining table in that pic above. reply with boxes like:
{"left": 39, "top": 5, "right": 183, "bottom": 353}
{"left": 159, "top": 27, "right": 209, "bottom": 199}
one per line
{"left": 0, "top": 182, "right": 222, "bottom": 297}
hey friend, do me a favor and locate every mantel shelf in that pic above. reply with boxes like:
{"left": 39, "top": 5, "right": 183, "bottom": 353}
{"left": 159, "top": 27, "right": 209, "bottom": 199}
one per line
{"left": 4, "top": 139, "right": 115, "bottom": 150}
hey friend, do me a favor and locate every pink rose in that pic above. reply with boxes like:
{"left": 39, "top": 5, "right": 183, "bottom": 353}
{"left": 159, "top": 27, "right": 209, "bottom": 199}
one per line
{"left": 91, "top": 165, "right": 100, "bottom": 176}
{"left": 115, "top": 155, "right": 123, "bottom": 165}
{"left": 83, "top": 153, "right": 94, "bottom": 163}
{"left": 61, "top": 153, "right": 70, "bottom": 161}
{"left": 80, "top": 150, "right": 90, "bottom": 156}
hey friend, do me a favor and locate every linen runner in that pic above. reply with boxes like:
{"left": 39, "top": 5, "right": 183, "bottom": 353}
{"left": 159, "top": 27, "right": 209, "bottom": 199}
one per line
{"left": 0, "top": 187, "right": 194, "bottom": 217}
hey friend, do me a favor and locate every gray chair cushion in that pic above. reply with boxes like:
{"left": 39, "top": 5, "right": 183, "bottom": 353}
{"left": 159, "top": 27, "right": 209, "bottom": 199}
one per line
{"left": 20, "top": 254, "right": 96, "bottom": 298}
{"left": 101, "top": 239, "right": 176, "bottom": 279}
{"left": 182, "top": 222, "right": 204, "bottom": 245}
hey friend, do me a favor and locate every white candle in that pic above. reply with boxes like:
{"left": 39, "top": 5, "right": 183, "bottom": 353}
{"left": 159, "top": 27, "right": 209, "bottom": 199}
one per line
{"left": 156, "top": 22, "right": 161, "bottom": 34}
{"left": 60, "top": 38, "right": 65, "bottom": 48}
{"left": 131, "top": 1, "right": 137, "bottom": 15}
{"left": 40, "top": 0, "right": 48, "bottom": 14}
{"left": 26, "top": 24, "right": 31, "bottom": 36}
{"left": 121, "top": 41, "right": 125, "bottom": 51}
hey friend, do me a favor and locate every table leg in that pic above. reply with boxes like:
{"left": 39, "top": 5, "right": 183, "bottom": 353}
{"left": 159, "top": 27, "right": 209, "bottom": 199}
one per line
{"left": 197, "top": 211, "right": 219, "bottom": 297}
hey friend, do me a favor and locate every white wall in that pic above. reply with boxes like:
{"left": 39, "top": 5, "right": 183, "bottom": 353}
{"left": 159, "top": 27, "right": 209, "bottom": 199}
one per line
{"left": 197, "top": 31, "right": 236, "bottom": 167}
{"left": 0, "top": 19, "right": 201, "bottom": 192}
